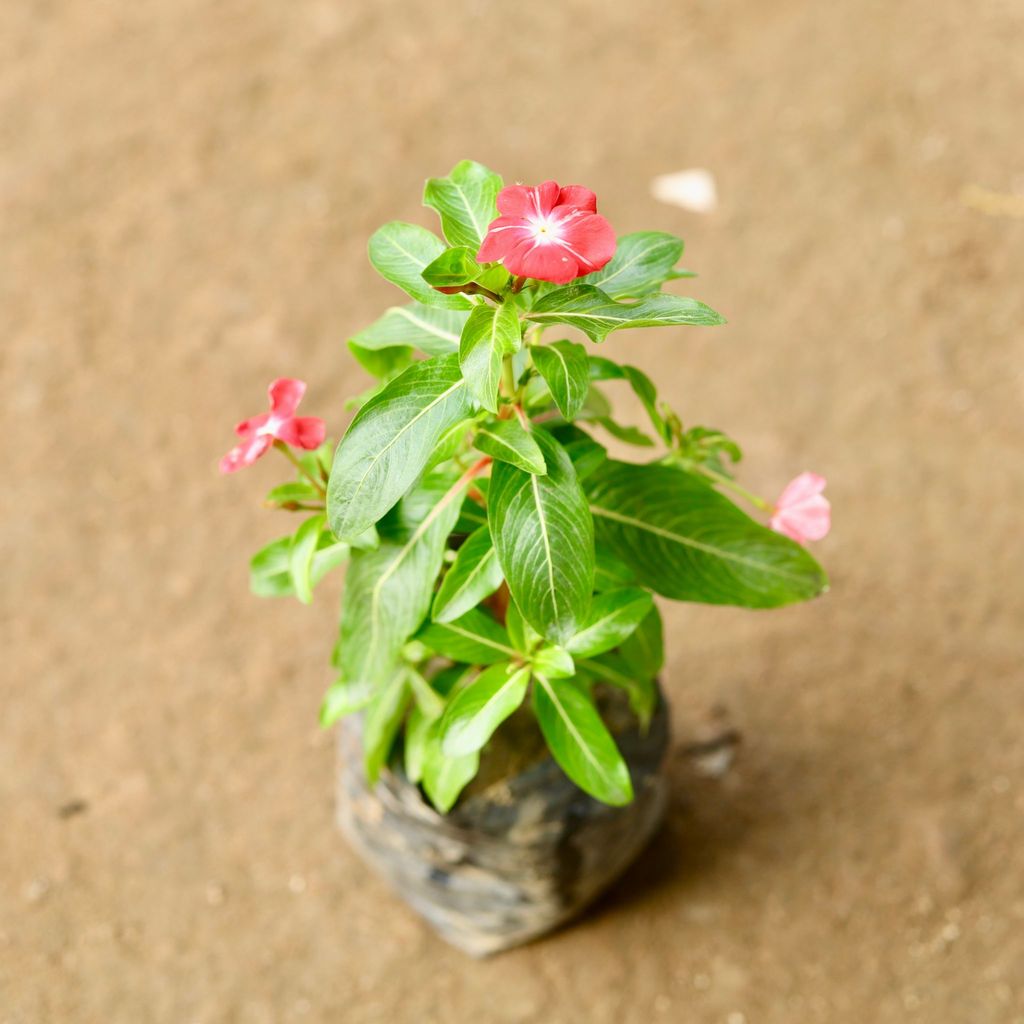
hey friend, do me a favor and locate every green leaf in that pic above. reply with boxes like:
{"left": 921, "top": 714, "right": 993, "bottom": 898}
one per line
{"left": 454, "top": 493, "right": 488, "bottom": 534}
{"left": 335, "top": 470, "right": 466, "bottom": 700}
{"left": 488, "top": 431, "right": 594, "bottom": 644}
{"left": 363, "top": 668, "right": 411, "bottom": 784}
{"left": 592, "top": 417, "right": 655, "bottom": 447}
{"left": 264, "top": 480, "right": 321, "bottom": 507}
{"left": 407, "top": 668, "right": 445, "bottom": 720}
{"left": 439, "top": 663, "right": 530, "bottom": 757}
{"left": 348, "top": 341, "right": 414, "bottom": 381}
{"left": 417, "top": 608, "right": 517, "bottom": 664}
{"left": 473, "top": 418, "right": 546, "bottom": 474}
{"left": 351, "top": 303, "right": 468, "bottom": 357}
{"left": 533, "top": 675, "right": 634, "bottom": 806}
{"left": 586, "top": 461, "right": 829, "bottom": 607}
{"left": 561, "top": 435, "right": 607, "bottom": 481}
{"left": 577, "top": 653, "right": 657, "bottom": 731}
{"left": 423, "top": 159, "right": 502, "bottom": 249}
{"left": 319, "top": 675, "right": 376, "bottom": 726}
{"left": 424, "top": 417, "right": 474, "bottom": 473}
{"left": 422, "top": 723, "right": 480, "bottom": 814}
{"left": 368, "top": 222, "right": 472, "bottom": 310}
{"left": 565, "top": 587, "right": 654, "bottom": 658}
{"left": 459, "top": 300, "right": 522, "bottom": 413}
{"left": 432, "top": 525, "right": 504, "bottom": 623}
{"left": 586, "top": 356, "right": 670, "bottom": 442}
{"left": 623, "top": 366, "right": 670, "bottom": 443}
{"left": 505, "top": 598, "right": 541, "bottom": 656}
{"left": 251, "top": 532, "right": 348, "bottom": 599}
{"left": 532, "top": 646, "right": 575, "bottom": 679}
{"left": 618, "top": 603, "right": 665, "bottom": 682}
{"left": 403, "top": 705, "right": 431, "bottom": 783}
{"left": 421, "top": 246, "right": 486, "bottom": 289}
{"left": 289, "top": 514, "right": 327, "bottom": 605}
{"left": 526, "top": 284, "right": 725, "bottom": 343}
{"left": 328, "top": 354, "right": 472, "bottom": 541}
{"left": 531, "top": 340, "right": 589, "bottom": 420}
{"left": 579, "top": 231, "right": 686, "bottom": 299}
{"left": 594, "top": 549, "right": 637, "bottom": 591}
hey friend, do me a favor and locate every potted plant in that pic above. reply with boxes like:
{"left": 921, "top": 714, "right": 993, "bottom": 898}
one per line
{"left": 221, "top": 160, "right": 831, "bottom": 956}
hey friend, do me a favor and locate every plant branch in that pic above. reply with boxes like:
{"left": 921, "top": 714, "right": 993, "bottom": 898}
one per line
{"left": 691, "top": 463, "right": 770, "bottom": 511}
{"left": 274, "top": 441, "right": 328, "bottom": 496}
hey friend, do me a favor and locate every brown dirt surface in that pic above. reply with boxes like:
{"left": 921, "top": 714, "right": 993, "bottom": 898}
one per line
{"left": 3, "top": 1, "right": 1023, "bottom": 1021}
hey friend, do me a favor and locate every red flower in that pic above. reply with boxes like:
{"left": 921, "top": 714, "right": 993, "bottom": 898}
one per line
{"left": 477, "top": 180, "right": 616, "bottom": 285}
{"left": 219, "top": 378, "right": 326, "bottom": 474}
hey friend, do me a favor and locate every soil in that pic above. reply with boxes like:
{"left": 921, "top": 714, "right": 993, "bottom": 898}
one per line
{"left": 2, "top": 1, "right": 1023, "bottom": 1021}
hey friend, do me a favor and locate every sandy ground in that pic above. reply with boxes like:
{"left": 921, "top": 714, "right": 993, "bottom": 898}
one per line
{"left": 3, "top": 1, "right": 1024, "bottom": 1021}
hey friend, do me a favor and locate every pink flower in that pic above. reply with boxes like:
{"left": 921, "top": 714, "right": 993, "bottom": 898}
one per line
{"left": 770, "top": 472, "right": 831, "bottom": 544}
{"left": 219, "top": 378, "right": 326, "bottom": 474}
{"left": 476, "top": 180, "right": 616, "bottom": 285}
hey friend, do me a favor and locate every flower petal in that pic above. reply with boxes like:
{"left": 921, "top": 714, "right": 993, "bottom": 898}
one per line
{"left": 476, "top": 216, "right": 532, "bottom": 262}
{"left": 274, "top": 416, "right": 327, "bottom": 450}
{"left": 557, "top": 211, "right": 616, "bottom": 273}
{"left": 776, "top": 472, "right": 827, "bottom": 510}
{"left": 556, "top": 184, "right": 598, "bottom": 212}
{"left": 234, "top": 412, "right": 270, "bottom": 438}
{"left": 268, "top": 378, "right": 306, "bottom": 418}
{"left": 503, "top": 235, "right": 579, "bottom": 284}
{"left": 770, "top": 497, "right": 831, "bottom": 544}
{"left": 496, "top": 181, "right": 560, "bottom": 218}
{"left": 219, "top": 433, "right": 272, "bottom": 474}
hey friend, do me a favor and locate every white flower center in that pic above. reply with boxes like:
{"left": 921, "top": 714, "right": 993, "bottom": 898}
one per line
{"left": 528, "top": 215, "right": 564, "bottom": 244}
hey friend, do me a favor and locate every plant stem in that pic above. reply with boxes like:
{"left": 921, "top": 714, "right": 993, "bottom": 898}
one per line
{"left": 274, "top": 441, "right": 327, "bottom": 496}
{"left": 465, "top": 282, "right": 503, "bottom": 303}
{"left": 692, "top": 463, "right": 770, "bottom": 511}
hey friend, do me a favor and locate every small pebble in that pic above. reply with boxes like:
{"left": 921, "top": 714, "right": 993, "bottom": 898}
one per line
{"left": 205, "top": 882, "right": 226, "bottom": 906}
{"left": 288, "top": 874, "right": 307, "bottom": 894}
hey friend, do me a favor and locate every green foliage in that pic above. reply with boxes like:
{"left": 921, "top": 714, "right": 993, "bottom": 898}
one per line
{"left": 532, "top": 646, "right": 575, "bottom": 679}
{"left": 368, "top": 222, "right": 472, "bottom": 309}
{"left": 531, "top": 340, "right": 589, "bottom": 420}
{"left": 473, "top": 418, "right": 546, "bottom": 474}
{"left": 579, "top": 231, "right": 686, "bottom": 299}
{"left": 532, "top": 675, "right": 634, "bottom": 806}
{"left": 587, "top": 461, "right": 828, "bottom": 606}
{"left": 363, "top": 667, "right": 412, "bottom": 784}
{"left": 421, "top": 246, "right": 487, "bottom": 289}
{"left": 488, "top": 431, "right": 595, "bottom": 644}
{"left": 250, "top": 526, "right": 348, "bottom": 601}
{"left": 417, "top": 607, "right": 517, "bottom": 664}
{"left": 439, "top": 662, "right": 530, "bottom": 756}
{"left": 431, "top": 525, "right": 504, "bottom": 623}
{"left": 328, "top": 354, "right": 472, "bottom": 541}
{"left": 350, "top": 303, "right": 466, "bottom": 357}
{"left": 459, "top": 300, "right": 521, "bottom": 413}
{"left": 577, "top": 653, "right": 658, "bottom": 731}
{"left": 348, "top": 341, "right": 413, "bottom": 381}
{"left": 233, "top": 161, "right": 829, "bottom": 813}
{"left": 334, "top": 470, "right": 465, "bottom": 713}
{"left": 423, "top": 159, "right": 503, "bottom": 250}
{"left": 565, "top": 587, "right": 654, "bottom": 658}
{"left": 618, "top": 603, "right": 665, "bottom": 683}
{"left": 526, "top": 284, "right": 725, "bottom": 342}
